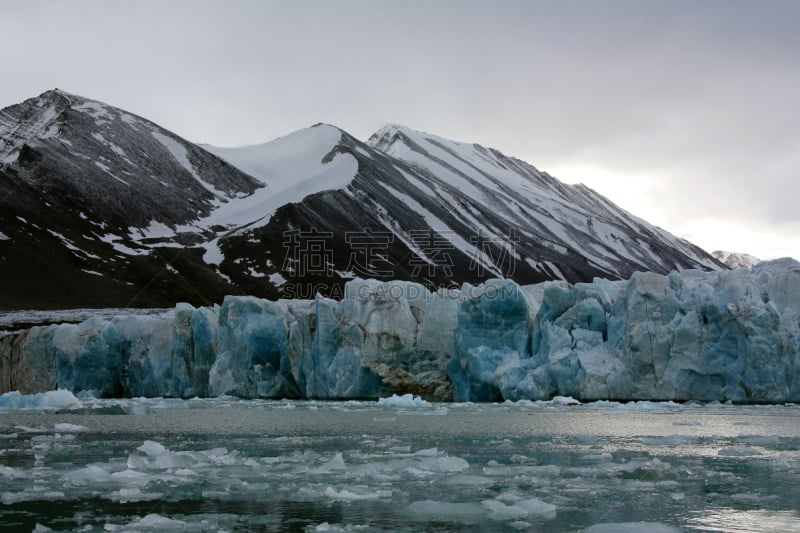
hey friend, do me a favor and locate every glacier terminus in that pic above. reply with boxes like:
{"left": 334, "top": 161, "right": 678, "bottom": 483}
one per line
{"left": 2, "top": 259, "right": 798, "bottom": 404}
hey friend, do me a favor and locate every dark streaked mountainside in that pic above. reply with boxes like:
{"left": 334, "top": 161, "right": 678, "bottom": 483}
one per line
{"left": 0, "top": 90, "right": 723, "bottom": 309}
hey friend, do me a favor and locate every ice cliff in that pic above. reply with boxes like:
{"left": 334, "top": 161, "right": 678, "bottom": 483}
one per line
{"left": 2, "top": 259, "right": 799, "bottom": 403}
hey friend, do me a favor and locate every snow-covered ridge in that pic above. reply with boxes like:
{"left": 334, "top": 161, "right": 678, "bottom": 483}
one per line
{"left": 198, "top": 124, "right": 358, "bottom": 230}
{"left": 366, "top": 123, "right": 721, "bottom": 276}
{"left": 2, "top": 259, "right": 798, "bottom": 403}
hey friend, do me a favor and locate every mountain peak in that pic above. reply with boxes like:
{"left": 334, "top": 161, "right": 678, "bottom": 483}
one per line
{"left": 712, "top": 250, "right": 761, "bottom": 269}
{"left": 366, "top": 123, "right": 420, "bottom": 152}
{"left": 40, "top": 87, "right": 78, "bottom": 100}
{"left": 25, "top": 88, "right": 97, "bottom": 112}
{"left": 0, "top": 90, "right": 74, "bottom": 163}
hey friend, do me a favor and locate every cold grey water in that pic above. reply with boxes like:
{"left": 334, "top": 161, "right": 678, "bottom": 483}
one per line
{"left": 1, "top": 396, "right": 799, "bottom": 532}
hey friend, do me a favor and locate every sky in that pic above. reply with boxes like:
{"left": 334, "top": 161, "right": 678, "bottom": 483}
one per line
{"left": 1, "top": 0, "right": 798, "bottom": 260}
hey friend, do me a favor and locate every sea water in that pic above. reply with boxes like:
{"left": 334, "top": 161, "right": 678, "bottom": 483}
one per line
{"left": 1, "top": 397, "right": 798, "bottom": 532}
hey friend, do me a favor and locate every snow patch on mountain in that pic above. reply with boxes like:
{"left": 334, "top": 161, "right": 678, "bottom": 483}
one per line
{"left": 134, "top": 221, "right": 176, "bottom": 240}
{"left": 201, "top": 239, "right": 224, "bottom": 265}
{"left": 72, "top": 99, "right": 113, "bottom": 125}
{"left": 98, "top": 233, "right": 149, "bottom": 256}
{"left": 203, "top": 125, "right": 344, "bottom": 186}
{"left": 151, "top": 131, "right": 226, "bottom": 200}
{"left": 94, "top": 161, "right": 129, "bottom": 185}
{"left": 197, "top": 125, "right": 358, "bottom": 230}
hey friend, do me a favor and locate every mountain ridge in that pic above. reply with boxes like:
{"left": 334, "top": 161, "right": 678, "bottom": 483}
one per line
{"left": 0, "top": 89, "right": 725, "bottom": 309}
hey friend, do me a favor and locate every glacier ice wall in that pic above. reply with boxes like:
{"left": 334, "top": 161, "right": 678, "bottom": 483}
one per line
{"left": 1, "top": 259, "right": 799, "bottom": 402}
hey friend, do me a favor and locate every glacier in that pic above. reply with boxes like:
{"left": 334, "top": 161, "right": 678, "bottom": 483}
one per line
{"left": 1, "top": 259, "right": 799, "bottom": 403}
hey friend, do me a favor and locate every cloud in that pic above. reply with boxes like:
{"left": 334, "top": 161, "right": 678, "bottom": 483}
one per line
{"left": 0, "top": 0, "right": 797, "bottom": 257}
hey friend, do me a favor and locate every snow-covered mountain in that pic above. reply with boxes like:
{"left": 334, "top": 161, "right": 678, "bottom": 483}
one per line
{"left": 0, "top": 89, "right": 262, "bottom": 309}
{"left": 712, "top": 250, "right": 761, "bottom": 270}
{"left": 0, "top": 89, "right": 724, "bottom": 309}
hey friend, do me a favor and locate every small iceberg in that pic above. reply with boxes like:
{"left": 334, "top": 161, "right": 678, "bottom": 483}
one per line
{"left": 377, "top": 393, "right": 430, "bottom": 407}
{"left": 0, "top": 389, "right": 81, "bottom": 410}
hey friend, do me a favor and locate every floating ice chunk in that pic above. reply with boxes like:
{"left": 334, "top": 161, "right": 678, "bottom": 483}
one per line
{"left": 612, "top": 401, "right": 681, "bottom": 411}
{"left": 105, "top": 513, "right": 188, "bottom": 531}
{"left": 718, "top": 446, "right": 763, "bottom": 456}
{"left": 582, "top": 523, "right": 682, "bottom": 533}
{"left": 413, "top": 447, "right": 441, "bottom": 457}
{"left": 504, "top": 396, "right": 581, "bottom": 408}
{"left": 551, "top": 396, "right": 581, "bottom": 406}
{"left": 137, "top": 440, "right": 166, "bottom": 456}
{"left": 482, "top": 497, "right": 557, "bottom": 520}
{"left": 770, "top": 454, "right": 798, "bottom": 471}
{"left": 377, "top": 394, "right": 430, "bottom": 407}
{"left": 416, "top": 456, "right": 470, "bottom": 473}
{"left": 482, "top": 499, "right": 529, "bottom": 520}
{"left": 110, "top": 469, "right": 150, "bottom": 484}
{"left": 0, "top": 465, "right": 22, "bottom": 478}
{"left": 0, "top": 390, "right": 81, "bottom": 410}
{"left": 53, "top": 423, "right": 88, "bottom": 432}
{"left": 314, "top": 452, "right": 346, "bottom": 472}
{"left": 62, "top": 464, "right": 115, "bottom": 484}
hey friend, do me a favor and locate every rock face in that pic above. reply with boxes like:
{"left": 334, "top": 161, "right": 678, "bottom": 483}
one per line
{"left": 2, "top": 259, "right": 798, "bottom": 403}
{"left": 0, "top": 89, "right": 723, "bottom": 310}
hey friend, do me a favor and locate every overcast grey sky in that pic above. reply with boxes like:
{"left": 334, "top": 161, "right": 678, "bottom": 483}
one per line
{"left": 1, "top": 0, "right": 798, "bottom": 259}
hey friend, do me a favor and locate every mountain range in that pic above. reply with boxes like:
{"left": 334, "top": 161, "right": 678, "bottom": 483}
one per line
{"left": 0, "top": 89, "right": 723, "bottom": 309}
